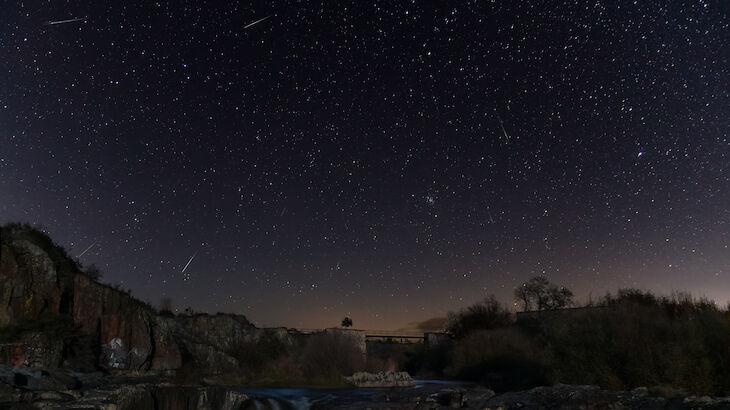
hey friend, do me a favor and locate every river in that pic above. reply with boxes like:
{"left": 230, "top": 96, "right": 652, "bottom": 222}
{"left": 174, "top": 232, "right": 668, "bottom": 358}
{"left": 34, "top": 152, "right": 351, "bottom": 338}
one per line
{"left": 238, "top": 379, "right": 470, "bottom": 409}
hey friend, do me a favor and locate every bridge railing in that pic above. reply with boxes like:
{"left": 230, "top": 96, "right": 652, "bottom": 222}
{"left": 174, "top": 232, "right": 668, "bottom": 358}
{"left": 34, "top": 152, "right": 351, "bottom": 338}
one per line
{"left": 364, "top": 330, "right": 425, "bottom": 339}
{"left": 286, "top": 328, "right": 427, "bottom": 339}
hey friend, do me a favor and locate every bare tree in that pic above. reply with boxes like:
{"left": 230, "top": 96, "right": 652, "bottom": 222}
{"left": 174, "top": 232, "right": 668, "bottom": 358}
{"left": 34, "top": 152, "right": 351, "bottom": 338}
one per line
{"left": 514, "top": 276, "right": 574, "bottom": 311}
{"left": 445, "top": 295, "right": 513, "bottom": 338}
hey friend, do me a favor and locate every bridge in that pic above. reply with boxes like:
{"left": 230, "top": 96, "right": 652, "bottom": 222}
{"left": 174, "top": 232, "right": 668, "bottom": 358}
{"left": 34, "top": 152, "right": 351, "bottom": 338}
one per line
{"left": 288, "top": 328, "right": 443, "bottom": 344}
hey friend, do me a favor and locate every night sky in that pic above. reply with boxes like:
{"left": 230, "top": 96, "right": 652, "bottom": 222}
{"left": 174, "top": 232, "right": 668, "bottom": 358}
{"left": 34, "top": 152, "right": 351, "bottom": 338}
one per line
{"left": 1, "top": 1, "right": 728, "bottom": 330}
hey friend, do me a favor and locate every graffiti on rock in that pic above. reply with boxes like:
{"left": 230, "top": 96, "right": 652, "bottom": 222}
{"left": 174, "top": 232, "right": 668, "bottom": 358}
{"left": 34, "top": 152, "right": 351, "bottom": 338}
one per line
{"left": 103, "top": 337, "right": 127, "bottom": 369}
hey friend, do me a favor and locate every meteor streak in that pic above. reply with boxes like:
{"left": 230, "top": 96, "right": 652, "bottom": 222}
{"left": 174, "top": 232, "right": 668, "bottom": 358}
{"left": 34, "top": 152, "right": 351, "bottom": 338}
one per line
{"left": 244, "top": 15, "right": 271, "bottom": 29}
{"left": 497, "top": 114, "right": 510, "bottom": 143}
{"left": 77, "top": 242, "right": 96, "bottom": 258}
{"left": 45, "top": 17, "right": 88, "bottom": 26}
{"left": 181, "top": 252, "right": 197, "bottom": 273}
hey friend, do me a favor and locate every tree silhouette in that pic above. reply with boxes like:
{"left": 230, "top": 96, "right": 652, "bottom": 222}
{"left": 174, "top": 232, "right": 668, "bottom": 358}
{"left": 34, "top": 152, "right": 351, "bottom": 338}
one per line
{"left": 445, "top": 295, "right": 512, "bottom": 338}
{"left": 341, "top": 317, "right": 353, "bottom": 328}
{"left": 514, "top": 275, "right": 574, "bottom": 311}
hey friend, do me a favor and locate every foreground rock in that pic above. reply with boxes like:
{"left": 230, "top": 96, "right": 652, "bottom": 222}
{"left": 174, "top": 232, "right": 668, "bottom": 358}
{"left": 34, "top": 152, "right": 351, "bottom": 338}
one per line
{"left": 474, "top": 384, "right": 730, "bottom": 410}
{"left": 344, "top": 371, "right": 415, "bottom": 388}
{"left": 316, "top": 383, "right": 730, "bottom": 409}
{"left": 3, "top": 384, "right": 250, "bottom": 410}
{"left": 0, "top": 365, "right": 250, "bottom": 410}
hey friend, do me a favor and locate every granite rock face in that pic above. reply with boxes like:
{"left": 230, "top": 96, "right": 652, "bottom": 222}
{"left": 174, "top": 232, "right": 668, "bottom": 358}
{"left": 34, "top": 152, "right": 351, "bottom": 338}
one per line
{"left": 73, "top": 274, "right": 155, "bottom": 370}
{"left": 0, "top": 240, "right": 74, "bottom": 326}
{"left": 0, "top": 331, "right": 64, "bottom": 369}
{"left": 0, "top": 227, "right": 264, "bottom": 375}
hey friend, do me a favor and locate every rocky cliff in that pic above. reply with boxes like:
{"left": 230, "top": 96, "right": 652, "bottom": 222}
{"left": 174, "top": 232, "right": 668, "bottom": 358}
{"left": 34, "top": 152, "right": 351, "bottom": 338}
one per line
{"left": 0, "top": 224, "right": 269, "bottom": 376}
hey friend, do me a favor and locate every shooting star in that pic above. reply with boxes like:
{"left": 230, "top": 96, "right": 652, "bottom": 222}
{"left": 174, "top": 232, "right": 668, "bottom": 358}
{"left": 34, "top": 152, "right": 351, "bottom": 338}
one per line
{"left": 244, "top": 15, "right": 271, "bottom": 29}
{"left": 496, "top": 114, "right": 511, "bottom": 143}
{"left": 45, "top": 16, "right": 88, "bottom": 26}
{"left": 181, "top": 252, "right": 197, "bottom": 274}
{"left": 77, "top": 242, "right": 96, "bottom": 258}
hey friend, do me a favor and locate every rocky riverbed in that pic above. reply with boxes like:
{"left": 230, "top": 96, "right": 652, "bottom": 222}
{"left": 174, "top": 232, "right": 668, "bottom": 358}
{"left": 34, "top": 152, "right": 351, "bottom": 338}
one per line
{"left": 4, "top": 365, "right": 730, "bottom": 410}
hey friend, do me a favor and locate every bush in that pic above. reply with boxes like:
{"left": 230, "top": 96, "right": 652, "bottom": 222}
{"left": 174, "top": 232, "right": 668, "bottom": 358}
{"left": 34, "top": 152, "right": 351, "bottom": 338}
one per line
{"left": 445, "top": 328, "right": 550, "bottom": 392}
{"left": 445, "top": 295, "right": 513, "bottom": 339}
{"left": 228, "top": 330, "right": 291, "bottom": 374}
{"left": 301, "top": 332, "right": 365, "bottom": 384}
{"left": 514, "top": 276, "right": 574, "bottom": 311}
{"left": 518, "top": 290, "right": 730, "bottom": 394}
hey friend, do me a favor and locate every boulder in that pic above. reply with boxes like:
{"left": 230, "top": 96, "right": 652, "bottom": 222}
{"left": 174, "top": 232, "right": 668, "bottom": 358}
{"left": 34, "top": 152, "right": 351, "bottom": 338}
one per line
{"left": 0, "top": 365, "right": 69, "bottom": 391}
{"left": 344, "top": 371, "right": 415, "bottom": 388}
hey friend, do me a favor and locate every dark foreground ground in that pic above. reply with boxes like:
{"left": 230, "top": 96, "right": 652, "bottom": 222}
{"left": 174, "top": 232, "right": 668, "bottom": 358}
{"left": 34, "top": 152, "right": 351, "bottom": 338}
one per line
{"left": 3, "top": 365, "right": 730, "bottom": 410}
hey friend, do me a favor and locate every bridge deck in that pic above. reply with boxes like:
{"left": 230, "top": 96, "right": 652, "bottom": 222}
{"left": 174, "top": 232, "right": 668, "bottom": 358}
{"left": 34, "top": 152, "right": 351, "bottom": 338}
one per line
{"left": 289, "top": 328, "right": 428, "bottom": 339}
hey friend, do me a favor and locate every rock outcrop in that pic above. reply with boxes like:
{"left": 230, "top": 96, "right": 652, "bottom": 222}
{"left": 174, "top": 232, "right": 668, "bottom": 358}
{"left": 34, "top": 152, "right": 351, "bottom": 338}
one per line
{"left": 0, "top": 365, "right": 250, "bottom": 410}
{"left": 0, "top": 225, "right": 269, "bottom": 376}
{"left": 73, "top": 274, "right": 155, "bottom": 370}
{"left": 1, "top": 240, "right": 74, "bottom": 325}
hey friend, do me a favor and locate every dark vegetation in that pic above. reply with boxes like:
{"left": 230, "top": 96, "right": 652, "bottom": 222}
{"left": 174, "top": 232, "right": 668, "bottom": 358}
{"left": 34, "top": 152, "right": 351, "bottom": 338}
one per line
{"left": 410, "top": 278, "right": 730, "bottom": 396}
{"left": 221, "top": 330, "right": 391, "bottom": 387}
{"left": 514, "top": 275, "right": 574, "bottom": 311}
{"left": 445, "top": 295, "right": 512, "bottom": 339}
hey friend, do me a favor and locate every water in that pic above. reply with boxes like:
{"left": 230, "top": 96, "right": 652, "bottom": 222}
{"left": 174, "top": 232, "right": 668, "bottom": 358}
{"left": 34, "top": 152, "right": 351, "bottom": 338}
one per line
{"left": 238, "top": 386, "right": 375, "bottom": 409}
{"left": 238, "top": 380, "right": 467, "bottom": 409}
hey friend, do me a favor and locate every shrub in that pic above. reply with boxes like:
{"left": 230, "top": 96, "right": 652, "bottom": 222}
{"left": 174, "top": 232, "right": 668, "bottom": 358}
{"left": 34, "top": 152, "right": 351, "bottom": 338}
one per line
{"left": 228, "top": 330, "right": 290, "bottom": 374}
{"left": 301, "top": 332, "right": 365, "bottom": 384}
{"left": 514, "top": 276, "right": 574, "bottom": 311}
{"left": 402, "top": 341, "right": 451, "bottom": 378}
{"left": 519, "top": 290, "right": 730, "bottom": 394}
{"left": 445, "top": 295, "right": 513, "bottom": 339}
{"left": 445, "top": 328, "right": 550, "bottom": 392}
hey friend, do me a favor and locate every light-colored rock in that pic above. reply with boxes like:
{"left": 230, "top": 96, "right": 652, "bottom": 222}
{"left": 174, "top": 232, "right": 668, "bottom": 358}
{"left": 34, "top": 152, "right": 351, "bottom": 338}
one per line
{"left": 631, "top": 386, "right": 649, "bottom": 397}
{"left": 344, "top": 371, "right": 415, "bottom": 388}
